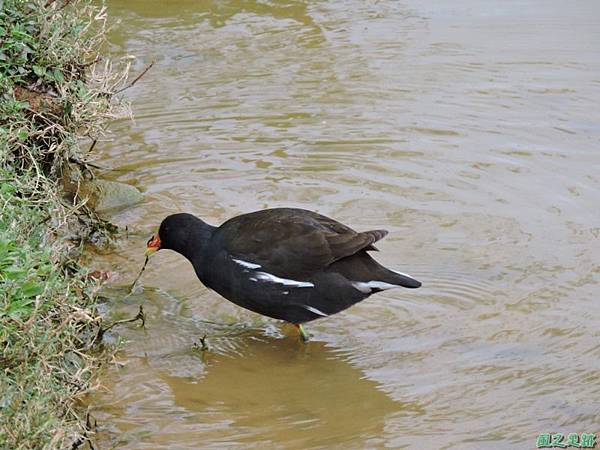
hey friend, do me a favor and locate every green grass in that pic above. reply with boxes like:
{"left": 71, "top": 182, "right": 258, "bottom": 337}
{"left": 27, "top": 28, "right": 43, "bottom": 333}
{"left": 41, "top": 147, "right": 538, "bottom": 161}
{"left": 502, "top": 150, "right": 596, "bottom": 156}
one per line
{"left": 0, "top": 1, "right": 130, "bottom": 448}
{"left": 0, "top": 171, "right": 100, "bottom": 449}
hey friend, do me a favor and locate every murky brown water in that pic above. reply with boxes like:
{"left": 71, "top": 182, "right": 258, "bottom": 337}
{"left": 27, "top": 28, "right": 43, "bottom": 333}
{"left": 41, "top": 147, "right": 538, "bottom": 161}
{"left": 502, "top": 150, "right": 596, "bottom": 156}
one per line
{"left": 89, "top": 1, "right": 600, "bottom": 448}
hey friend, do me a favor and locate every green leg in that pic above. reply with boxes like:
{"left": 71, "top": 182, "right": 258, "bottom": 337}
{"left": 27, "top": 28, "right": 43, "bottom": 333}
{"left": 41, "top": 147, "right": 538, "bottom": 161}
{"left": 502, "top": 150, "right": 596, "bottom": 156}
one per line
{"left": 295, "top": 323, "right": 310, "bottom": 342}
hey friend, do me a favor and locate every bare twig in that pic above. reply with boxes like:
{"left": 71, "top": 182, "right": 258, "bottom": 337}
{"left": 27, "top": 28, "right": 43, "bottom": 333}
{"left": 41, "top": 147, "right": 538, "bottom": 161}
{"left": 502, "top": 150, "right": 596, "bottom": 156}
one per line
{"left": 192, "top": 335, "right": 210, "bottom": 352}
{"left": 114, "top": 60, "right": 155, "bottom": 94}
{"left": 87, "top": 138, "right": 98, "bottom": 154}
{"left": 95, "top": 305, "right": 145, "bottom": 342}
{"left": 128, "top": 255, "right": 149, "bottom": 295}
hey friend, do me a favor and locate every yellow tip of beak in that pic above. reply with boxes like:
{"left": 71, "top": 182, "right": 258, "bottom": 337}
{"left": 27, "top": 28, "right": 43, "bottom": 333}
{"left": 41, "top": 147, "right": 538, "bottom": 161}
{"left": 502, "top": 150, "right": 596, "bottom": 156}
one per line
{"left": 145, "top": 234, "right": 161, "bottom": 257}
{"left": 145, "top": 246, "right": 159, "bottom": 257}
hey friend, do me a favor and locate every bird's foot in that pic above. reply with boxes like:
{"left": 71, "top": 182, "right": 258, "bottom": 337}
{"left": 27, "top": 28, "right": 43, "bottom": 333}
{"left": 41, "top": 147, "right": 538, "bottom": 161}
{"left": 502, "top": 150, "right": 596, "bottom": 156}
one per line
{"left": 294, "top": 323, "right": 310, "bottom": 343}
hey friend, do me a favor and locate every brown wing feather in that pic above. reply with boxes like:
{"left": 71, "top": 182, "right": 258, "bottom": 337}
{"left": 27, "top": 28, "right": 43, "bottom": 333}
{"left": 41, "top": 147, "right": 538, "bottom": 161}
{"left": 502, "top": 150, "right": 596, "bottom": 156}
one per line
{"left": 218, "top": 208, "right": 388, "bottom": 278}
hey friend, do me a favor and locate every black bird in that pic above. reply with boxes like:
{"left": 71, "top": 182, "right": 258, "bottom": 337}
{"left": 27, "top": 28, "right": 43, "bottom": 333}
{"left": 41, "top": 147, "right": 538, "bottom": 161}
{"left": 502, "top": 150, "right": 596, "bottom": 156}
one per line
{"left": 146, "top": 208, "right": 421, "bottom": 341}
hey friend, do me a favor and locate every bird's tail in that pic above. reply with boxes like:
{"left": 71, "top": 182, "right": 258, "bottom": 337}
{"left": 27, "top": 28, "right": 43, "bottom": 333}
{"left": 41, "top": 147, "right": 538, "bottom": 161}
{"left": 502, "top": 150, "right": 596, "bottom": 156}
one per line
{"left": 333, "top": 252, "right": 422, "bottom": 289}
{"left": 383, "top": 268, "right": 421, "bottom": 288}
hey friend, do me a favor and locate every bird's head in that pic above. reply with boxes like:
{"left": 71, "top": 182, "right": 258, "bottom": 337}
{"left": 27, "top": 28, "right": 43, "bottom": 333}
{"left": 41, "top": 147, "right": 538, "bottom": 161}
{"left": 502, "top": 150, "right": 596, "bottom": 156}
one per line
{"left": 145, "top": 213, "right": 206, "bottom": 258}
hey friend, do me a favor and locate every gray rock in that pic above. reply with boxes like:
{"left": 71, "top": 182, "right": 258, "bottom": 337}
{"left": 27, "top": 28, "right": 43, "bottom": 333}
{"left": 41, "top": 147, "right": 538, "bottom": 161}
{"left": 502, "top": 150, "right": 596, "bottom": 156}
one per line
{"left": 79, "top": 178, "right": 143, "bottom": 212}
{"left": 62, "top": 164, "right": 143, "bottom": 213}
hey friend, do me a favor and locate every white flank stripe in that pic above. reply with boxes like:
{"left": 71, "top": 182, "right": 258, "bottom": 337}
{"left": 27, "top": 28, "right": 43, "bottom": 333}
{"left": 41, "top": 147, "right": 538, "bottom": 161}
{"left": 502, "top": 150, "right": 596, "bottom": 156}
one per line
{"left": 252, "top": 271, "right": 314, "bottom": 288}
{"left": 352, "top": 281, "right": 399, "bottom": 293}
{"left": 303, "top": 305, "right": 328, "bottom": 317}
{"left": 232, "top": 258, "right": 261, "bottom": 269}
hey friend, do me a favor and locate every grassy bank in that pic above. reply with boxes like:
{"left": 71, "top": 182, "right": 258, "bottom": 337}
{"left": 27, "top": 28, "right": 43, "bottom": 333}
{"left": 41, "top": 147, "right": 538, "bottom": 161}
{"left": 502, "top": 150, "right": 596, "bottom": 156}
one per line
{"left": 0, "top": 1, "right": 128, "bottom": 448}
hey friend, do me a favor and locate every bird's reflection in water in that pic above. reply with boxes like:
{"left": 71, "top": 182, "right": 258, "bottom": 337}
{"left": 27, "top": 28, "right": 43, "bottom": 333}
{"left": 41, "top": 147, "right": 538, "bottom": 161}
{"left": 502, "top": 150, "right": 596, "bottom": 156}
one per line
{"left": 94, "top": 318, "right": 423, "bottom": 449}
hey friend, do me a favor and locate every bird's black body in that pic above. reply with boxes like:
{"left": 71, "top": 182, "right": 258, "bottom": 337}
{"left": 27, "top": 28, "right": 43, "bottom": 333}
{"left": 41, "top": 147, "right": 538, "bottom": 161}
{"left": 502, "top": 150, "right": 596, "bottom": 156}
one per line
{"left": 156, "top": 208, "right": 421, "bottom": 324}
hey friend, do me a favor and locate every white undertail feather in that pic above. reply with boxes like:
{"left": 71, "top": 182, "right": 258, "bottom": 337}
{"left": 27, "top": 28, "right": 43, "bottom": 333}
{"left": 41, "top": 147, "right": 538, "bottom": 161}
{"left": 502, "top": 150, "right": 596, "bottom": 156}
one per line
{"left": 392, "top": 269, "right": 418, "bottom": 282}
{"left": 352, "top": 281, "right": 399, "bottom": 294}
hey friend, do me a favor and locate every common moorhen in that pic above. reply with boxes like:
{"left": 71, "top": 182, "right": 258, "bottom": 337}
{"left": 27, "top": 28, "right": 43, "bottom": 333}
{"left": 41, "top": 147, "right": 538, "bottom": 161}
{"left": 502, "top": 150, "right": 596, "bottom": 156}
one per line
{"left": 146, "top": 208, "right": 421, "bottom": 341}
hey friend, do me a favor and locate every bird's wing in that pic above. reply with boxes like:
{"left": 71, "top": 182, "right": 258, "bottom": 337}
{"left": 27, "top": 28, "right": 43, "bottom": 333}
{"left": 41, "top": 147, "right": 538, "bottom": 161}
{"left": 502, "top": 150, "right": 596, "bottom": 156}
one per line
{"left": 217, "top": 208, "right": 388, "bottom": 278}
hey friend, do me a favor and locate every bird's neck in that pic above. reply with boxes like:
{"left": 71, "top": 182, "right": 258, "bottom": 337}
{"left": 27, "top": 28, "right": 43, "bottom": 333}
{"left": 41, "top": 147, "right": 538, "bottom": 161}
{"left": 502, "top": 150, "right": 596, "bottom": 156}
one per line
{"left": 176, "top": 220, "right": 216, "bottom": 266}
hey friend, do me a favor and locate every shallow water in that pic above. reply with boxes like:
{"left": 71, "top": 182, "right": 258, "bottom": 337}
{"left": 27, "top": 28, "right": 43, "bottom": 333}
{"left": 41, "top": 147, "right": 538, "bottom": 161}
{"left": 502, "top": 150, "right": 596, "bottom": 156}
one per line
{"left": 90, "top": 1, "right": 600, "bottom": 448}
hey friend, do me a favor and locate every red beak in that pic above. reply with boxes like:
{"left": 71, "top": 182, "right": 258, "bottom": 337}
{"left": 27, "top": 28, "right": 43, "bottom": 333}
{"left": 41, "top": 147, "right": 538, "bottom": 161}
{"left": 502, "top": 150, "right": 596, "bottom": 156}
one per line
{"left": 145, "top": 234, "right": 161, "bottom": 256}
